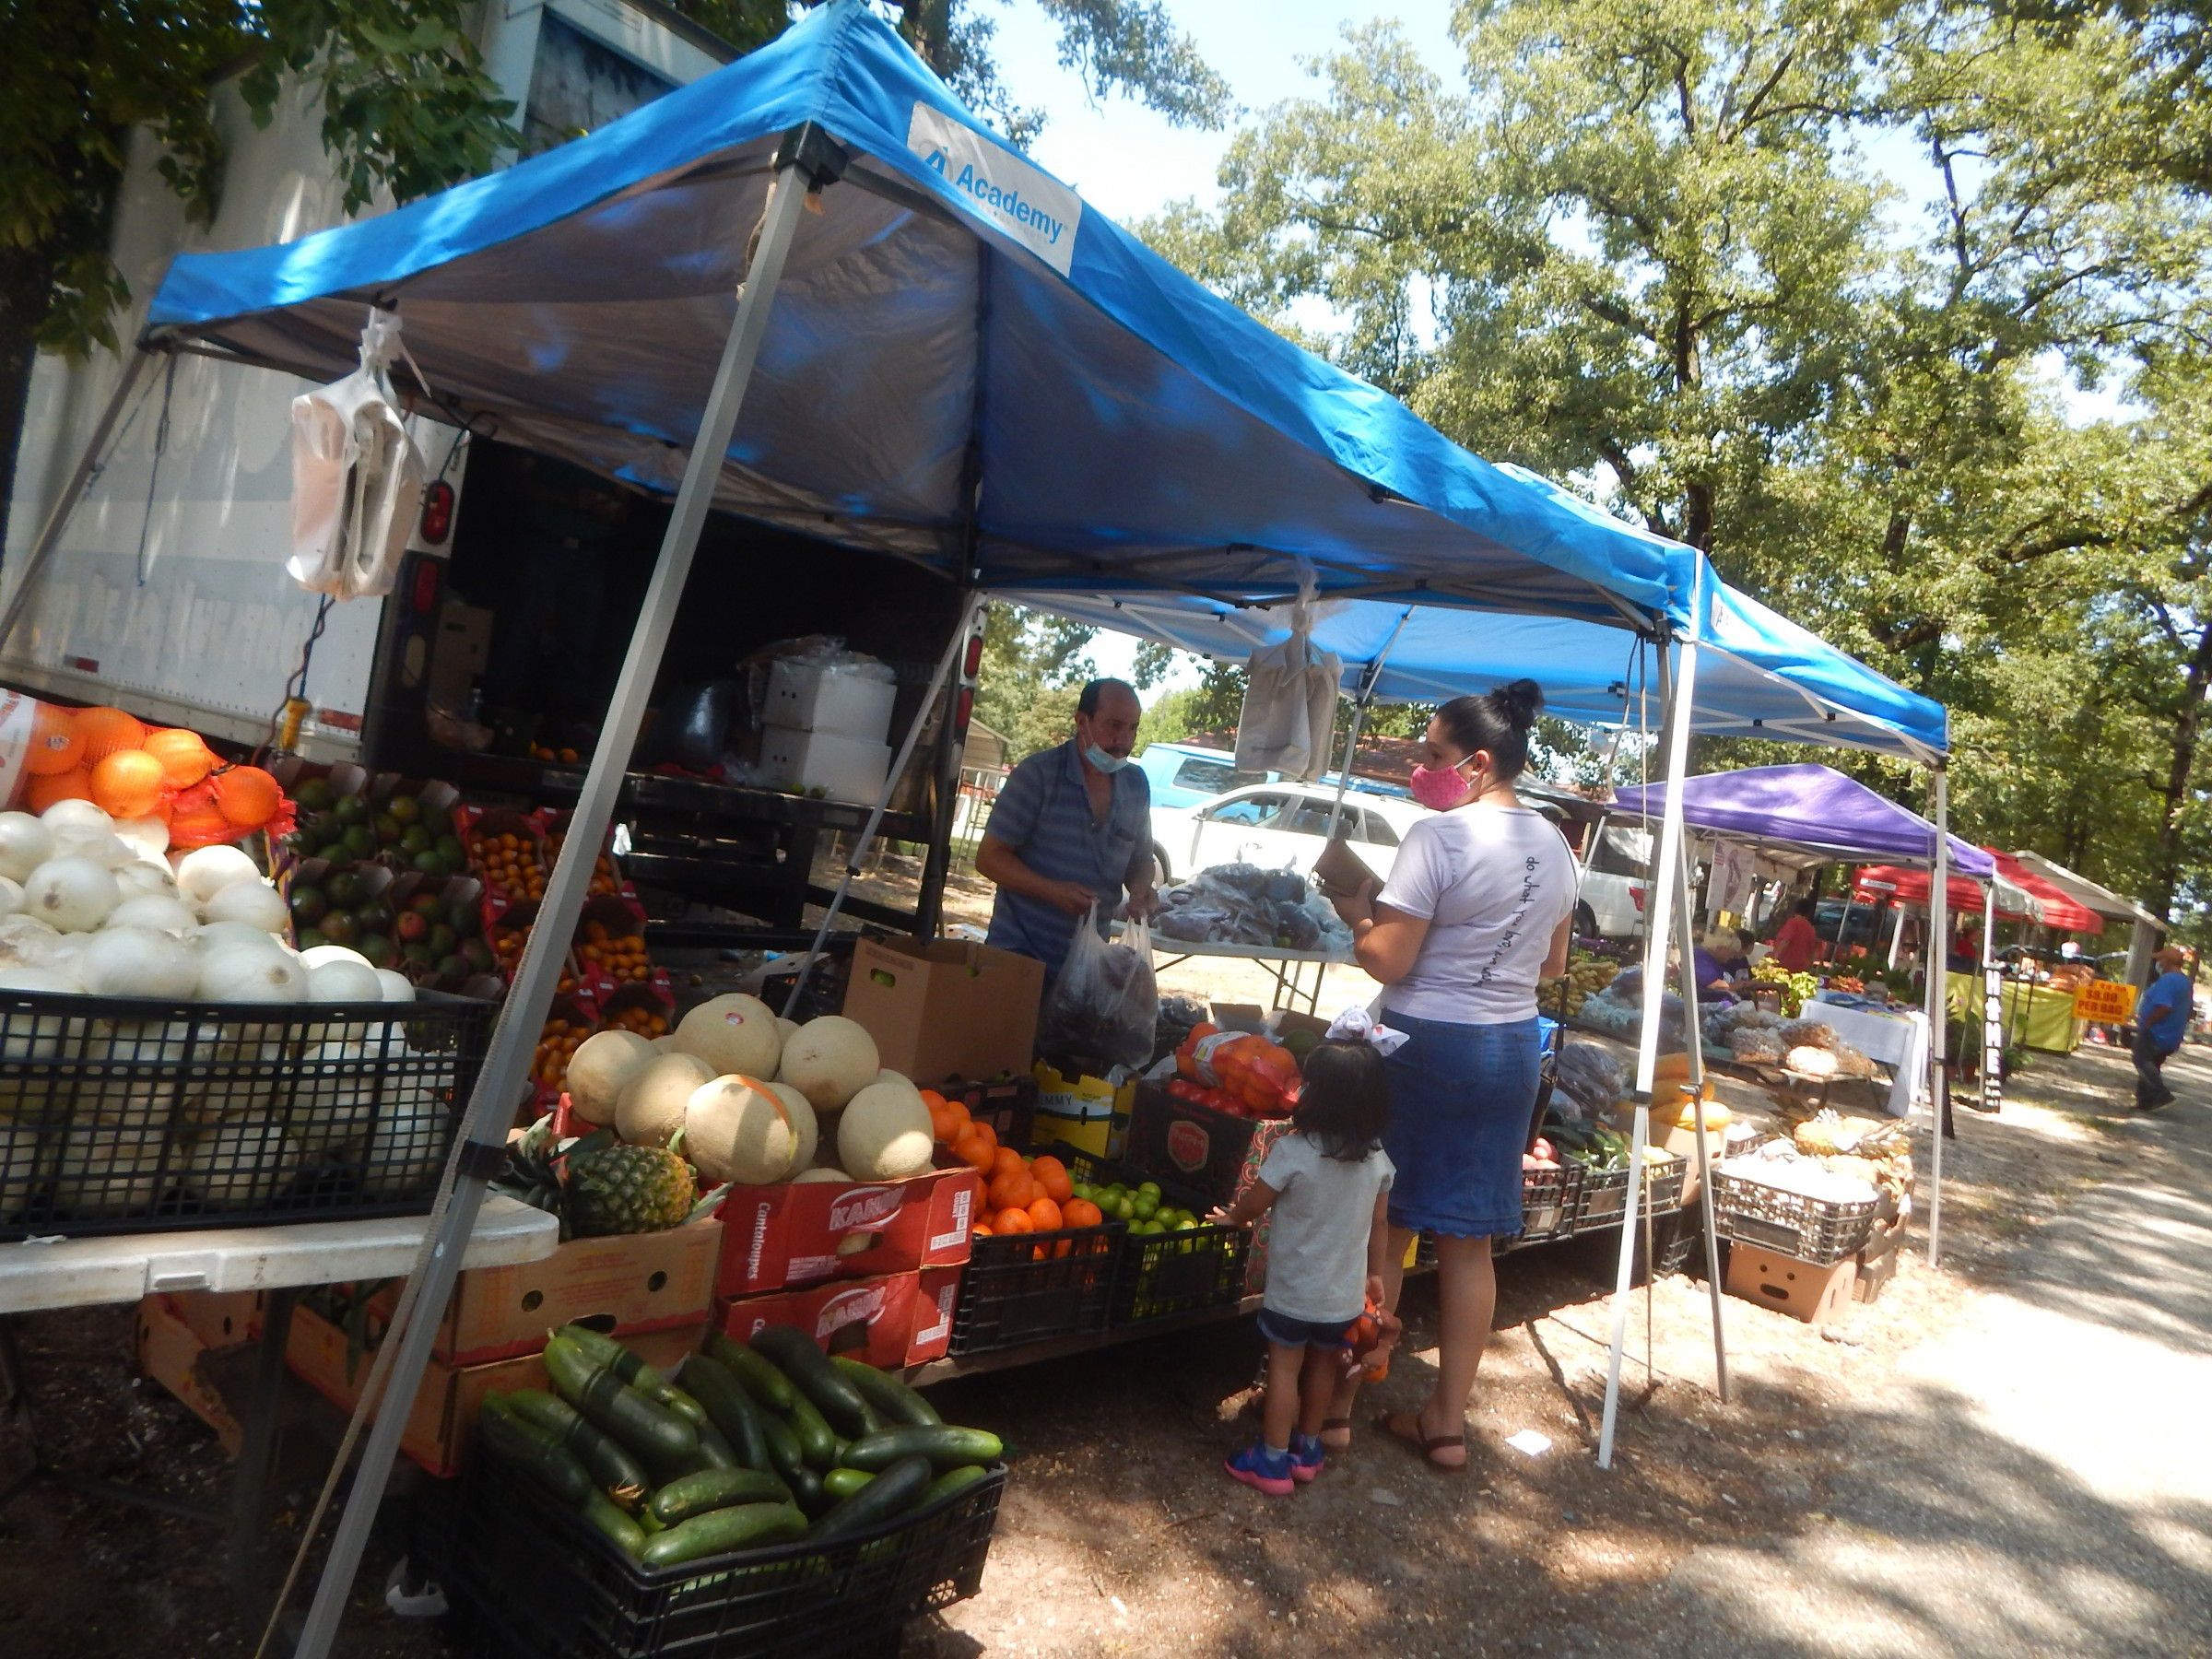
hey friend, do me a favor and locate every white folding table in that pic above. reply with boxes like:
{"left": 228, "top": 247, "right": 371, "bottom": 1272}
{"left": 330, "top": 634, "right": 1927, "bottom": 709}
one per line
{"left": 0, "top": 1197, "right": 558, "bottom": 1602}
{"left": 1803, "top": 997, "right": 1932, "bottom": 1118}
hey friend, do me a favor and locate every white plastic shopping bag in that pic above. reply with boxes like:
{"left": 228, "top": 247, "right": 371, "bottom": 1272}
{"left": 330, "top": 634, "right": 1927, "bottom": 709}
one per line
{"left": 1233, "top": 576, "right": 1341, "bottom": 781}
{"left": 289, "top": 310, "right": 426, "bottom": 600}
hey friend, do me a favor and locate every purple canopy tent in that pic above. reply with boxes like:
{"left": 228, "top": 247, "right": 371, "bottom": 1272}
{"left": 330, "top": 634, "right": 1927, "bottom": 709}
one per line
{"left": 1608, "top": 763, "right": 1994, "bottom": 876}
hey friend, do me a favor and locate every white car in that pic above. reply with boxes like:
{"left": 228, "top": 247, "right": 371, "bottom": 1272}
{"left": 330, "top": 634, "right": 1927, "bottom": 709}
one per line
{"left": 1150, "top": 782, "right": 1643, "bottom": 938}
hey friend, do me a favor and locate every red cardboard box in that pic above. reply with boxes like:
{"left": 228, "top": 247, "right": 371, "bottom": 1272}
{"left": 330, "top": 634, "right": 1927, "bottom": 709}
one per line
{"left": 716, "top": 1166, "right": 978, "bottom": 1296}
{"left": 366, "top": 1219, "right": 723, "bottom": 1365}
{"left": 717, "top": 1266, "right": 960, "bottom": 1370}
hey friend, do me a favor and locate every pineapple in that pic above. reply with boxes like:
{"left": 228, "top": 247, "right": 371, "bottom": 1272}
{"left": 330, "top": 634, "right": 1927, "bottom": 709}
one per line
{"left": 566, "top": 1139, "right": 695, "bottom": 1237}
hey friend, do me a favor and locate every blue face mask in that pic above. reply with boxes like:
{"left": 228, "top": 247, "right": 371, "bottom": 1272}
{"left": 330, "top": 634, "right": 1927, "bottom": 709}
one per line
{"left": 1084, "top": 743, "right": 1130, "bottom": 774}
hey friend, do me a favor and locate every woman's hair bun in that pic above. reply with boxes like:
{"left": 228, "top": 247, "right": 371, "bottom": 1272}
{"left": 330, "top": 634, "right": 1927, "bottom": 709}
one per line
{"left": 1494, "top": 678, "right": 1544, "bottom": 733}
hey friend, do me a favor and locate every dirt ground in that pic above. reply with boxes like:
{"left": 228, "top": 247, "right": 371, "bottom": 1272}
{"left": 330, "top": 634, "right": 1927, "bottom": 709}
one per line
{"left": 0, "top": 843, "right": 2181, "bottom": 1657}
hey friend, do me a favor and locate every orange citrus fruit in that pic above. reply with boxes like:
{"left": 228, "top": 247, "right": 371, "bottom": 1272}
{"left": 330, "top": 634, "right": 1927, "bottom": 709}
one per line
{"left": 141, "top": 726, "right": 217, "bottom": 788}
{"left": 1029, "top": 1156, "right": 1073, "bottom": 1205}
{"left": 89, "top": 748, "right": 166, "bottom": 818}
{"left": 1026, "top": 1195, "right": 1064, "bottom": 1232}
{"left": 72, "top": 706, "right": 148, "bottom": 766}
{"left": 209, "top": 764, "right": 284, "bottom": 828}
{"left": 992, "top": 1207, "right": 1033, "bottom": 1234}
{"left": 24, "top": 704, "right": 80, "bottom": 776}
{"left": 26, "top": 765, "right": 94, "bottom": 811}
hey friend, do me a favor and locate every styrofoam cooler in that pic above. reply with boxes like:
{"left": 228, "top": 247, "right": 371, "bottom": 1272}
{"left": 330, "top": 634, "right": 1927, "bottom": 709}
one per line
{"left": 760, "top": 723, "right": 892, "bottom": 803}
{"left": 766, "top": 658, "right": 897, "bottom": 741}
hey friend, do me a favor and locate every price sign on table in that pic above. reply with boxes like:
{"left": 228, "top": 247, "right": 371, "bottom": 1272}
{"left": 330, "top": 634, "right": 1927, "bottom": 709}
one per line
{"left": 2071, "top": 980, "right": 2137, "bottom": 1023}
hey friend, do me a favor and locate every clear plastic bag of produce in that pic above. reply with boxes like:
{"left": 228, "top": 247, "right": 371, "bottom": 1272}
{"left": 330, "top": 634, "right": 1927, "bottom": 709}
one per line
{"left": 1036, "top": 907, "right": 1159, "bottom": 1075}
{"left": 1551, "top": 1042, "right": 1624, "bottom": 1121}
{"left": 1728, "top": 1028, "right": 1786, "bottom": 1063}
{"left": 1152, "top": 864, "right": 1339, "bottom": 949}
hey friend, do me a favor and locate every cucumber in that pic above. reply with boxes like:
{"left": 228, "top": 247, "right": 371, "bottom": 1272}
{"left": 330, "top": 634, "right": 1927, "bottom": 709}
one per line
{"left": 786, "top": 1464, "right": 830, "bottom": 1518}
{"left": 809, "top": 1453, "right": 932, "bottom": 1539}
{"left": 636, "top": 1505, "right": 665, "bottom": 1535}
{"left": 710, "top": 1335, "right": 796, "bottom": 1414}
{"left": 659, "top": 1386, "right": 711, "bottom": 1430}
{"left": 758, "top": 1409, "right": 806, "bottom": 1484}
{"left": 557, "top": 1325, "right": 677, "bottom": 1398}
{"left": 830, "top": 1357, "right": 941, "bottom": 1428}
{"left": 749, "top": 1326, "right": 872, "bottom": 1438}
{"left": 507, "top": 1388, "right": 653, "bottom": 1505}
{"left": 784, "top": 1392, "right": 839, "bottom": 1470}
{"left": 822, "top": 1467, "right": 877, "bottom": 1500}
{"left": 640, "top": 1501, "right": 808, "bottom": 1569}
{"left": 582, "top": 1489, "right": 648, "bottom": 1559}
{"left": 690, "top": 1417, "right": 741, "bottom": 1471}
{"left": 477, "top": 1394, "right": 591, "bottom": 1504}
{"left": 924, "top": 1465, "right": 991, "bottom": 1506}
{"left": 544, "top": 1334, "right": 699, "bottom": 1465}
{"left": 837, "top": 1425, "right": 1003, "bottom": 1473}
{"left": 677, "top": 1357, "right": 771, "bottom": 1471}
{"left": 648, "top": 1466, "right": 794, "bottom": 1525}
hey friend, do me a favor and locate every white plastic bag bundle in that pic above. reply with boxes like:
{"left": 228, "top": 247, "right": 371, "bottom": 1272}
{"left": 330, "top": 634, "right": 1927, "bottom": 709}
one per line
{"left": 1233, "top": 576, "right": 1341, "bottom": 781}
{"left": 289, "top": 311, "right": 426, "bottom": 600}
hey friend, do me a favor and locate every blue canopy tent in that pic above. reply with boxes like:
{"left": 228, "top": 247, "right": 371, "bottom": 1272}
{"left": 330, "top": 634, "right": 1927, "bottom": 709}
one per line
{"left": 3, "top": 6, "right": 1955, "bottom": 1632}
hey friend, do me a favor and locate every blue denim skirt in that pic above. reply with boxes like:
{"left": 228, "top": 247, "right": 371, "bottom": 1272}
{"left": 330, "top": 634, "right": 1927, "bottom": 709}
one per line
{"left": 1380, "top": 1010, "right": 1541, "bottom": 1239}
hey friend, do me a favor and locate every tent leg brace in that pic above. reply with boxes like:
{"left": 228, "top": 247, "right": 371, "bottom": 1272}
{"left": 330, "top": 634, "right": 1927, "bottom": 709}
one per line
{"left": 1602, "top": 637, "right": 1698, "bottom": 1470}
{"left": 287, "top": 161, "right": 816, "bottom": 1659}
{"left": 782, "top": 591, "right": 983, "bottom": 1015}
{"left": 1665, "top": 802, "right": 1728, "bottom": 1403}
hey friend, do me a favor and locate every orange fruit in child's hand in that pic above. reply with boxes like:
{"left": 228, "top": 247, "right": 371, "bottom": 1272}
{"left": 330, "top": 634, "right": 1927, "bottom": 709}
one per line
{"left": 992, "top": 1207, "right": 1033, "bottom": 1234}
{"left": 1026, "top": 1196, "right": 1063, "bottom": 1232}
{"left": 1029, "top": 1155, "right": 1073, "bottom": 1205}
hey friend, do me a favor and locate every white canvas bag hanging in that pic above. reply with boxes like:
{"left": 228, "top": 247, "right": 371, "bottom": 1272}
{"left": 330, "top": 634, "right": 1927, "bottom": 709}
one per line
{"left": 288, "top": 310, "right": 426, "bottom": 599}
{"left": 1233, "top": 573, "right": 1342, "bottom": 781}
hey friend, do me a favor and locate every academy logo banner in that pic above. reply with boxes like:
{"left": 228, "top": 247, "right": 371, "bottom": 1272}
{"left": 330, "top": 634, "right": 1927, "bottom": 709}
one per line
{"left": 908, "top": 102, "right": 1081, "bottom": 276}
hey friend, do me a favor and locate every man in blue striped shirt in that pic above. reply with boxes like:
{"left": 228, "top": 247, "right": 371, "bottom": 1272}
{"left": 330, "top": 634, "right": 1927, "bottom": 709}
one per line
{"left": 976, "top": 679, "right": 1158, "bottom": 979}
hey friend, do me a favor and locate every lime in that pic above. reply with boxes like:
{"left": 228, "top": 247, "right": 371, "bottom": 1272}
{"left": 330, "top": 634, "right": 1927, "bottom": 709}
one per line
{"left": 1137, "top": 1181, "right": 1161, "bottom": 1199}
{"left": 1132, "top": 1195, "right": 1159, "bottom": 1221}
{"left": 342, "top": 824, "right": 377, "bottom": 860}
{"left": 400, "top": 825, "right": 432, "bottom": 855}
{"left": 295, "top": 779, "right": 335, "bottom": 813}
{"left": 373, "top": 812, "right": 403, "bottom": 844}
{"left": 332, "top": 794, "right": 369, "bottom": 826}
{"left": 388, "top": 794, "right": 421, "bottom": 825}
{"left": 288, "top": 887, "right": 327, "bottom": 924}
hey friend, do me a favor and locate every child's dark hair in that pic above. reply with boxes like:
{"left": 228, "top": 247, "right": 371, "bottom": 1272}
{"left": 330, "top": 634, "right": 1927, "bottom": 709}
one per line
{"left": 1294, "top": 1039, "right": 1390, "bottom": 1161}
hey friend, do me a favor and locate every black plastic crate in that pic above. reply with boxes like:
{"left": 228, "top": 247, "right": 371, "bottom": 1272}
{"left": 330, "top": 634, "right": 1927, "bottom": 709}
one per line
{"left": 441, "top": 1449, "right": 1004, "bottom": 1659}
{"left": 1564, "top": 1151, "right": 1686, "bottom": 1235}
{"left": 947, "top": 1218, "right": 1124, "bottom": 1355}
{"left": 1711, "top": 1167, "right": 1878, "bottom": 1265}
{"left": 1121, "top": 1080, "right": 1292, "bottom": 1206}
{"left": 1518, "top": 1161, "right": 1575, "bottom": 1242}
{"left": 939, "top": 1075, "right": 1038, "bottom": 1153}
{"left": 1041, "top": 1142, "right": 1249, "bottom": 1325}
{"left": 0, "top": 985, "right": 490, "bottom": 1240}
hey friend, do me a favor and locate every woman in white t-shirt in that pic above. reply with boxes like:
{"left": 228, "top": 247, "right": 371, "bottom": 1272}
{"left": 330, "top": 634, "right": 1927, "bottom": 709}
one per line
{"left": 1323, "top": 679, "right": 1576, "bottom": 1470}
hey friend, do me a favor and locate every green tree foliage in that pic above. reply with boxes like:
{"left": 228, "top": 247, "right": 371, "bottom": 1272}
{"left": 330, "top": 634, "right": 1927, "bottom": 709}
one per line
{"left": 972, "top": 604, "right": 1097, "bottom": 762}
{"left": 1147, "top": 0, "right": 2212, "bottom": 928}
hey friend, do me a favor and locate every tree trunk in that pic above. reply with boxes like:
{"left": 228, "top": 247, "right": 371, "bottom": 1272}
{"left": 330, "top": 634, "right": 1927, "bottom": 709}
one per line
{"left": 2149, "top": 619, "right": 2212, "bottom": 920}
{"left": 0, "top": 244, "right": 56, "bottom": 561}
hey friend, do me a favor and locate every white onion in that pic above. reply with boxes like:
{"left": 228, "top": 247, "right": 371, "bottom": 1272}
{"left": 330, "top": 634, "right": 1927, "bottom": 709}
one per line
{"left": 53, "top": 830, "right": 136, "bottom": 870}
{"left": 112, "top": 817, "right": 170, "bottom": 855}
{"left": 76, "top": 927, "right": 199, "bottom": 999}
{"left": 201, "top": 879, "right": 288, "bottom": 933}
{"left": 22, "top": 856, "right": 121, "bottom": 933}
{"left": 41, "top": 799, "right": 112, "bottom": 835}
{"left": 108, "top": 894, "right": 200, "bottom": 935}
{"left": 0, "top": 965, "right": 80, "bottom": 1059}
{"left": 306, "top": 959, "right": 382, "bottom": 1003}
{"left": 373, "top": 969, "right": 417, "bottom": 1003}
{"left": 300, "top": 945, "right": 375, "bottom": 973}
{"left": 116, "top": 860, "right": 178, "bottom": 898}
{"left": 0, "top": 814, "right": 53, "bottom": 883}
{"left": 184, "top": 1115, "right": 299, "bottom": 1206}
{"left": 195, "top": 920, "right": 281, "bottom": 954}
{"left": 196, "top": 939, "right": 306, "bottom": 1004}
{"left": 0, "top": 916, "right": 61, "bottom": 971}
{"left": 54, "top": 1124, "right": 171, "bottom": 1216}
{"left": 176, "top": 845, "right": 261, "bottom": 905}
{"left": 0, "top": 878, "right": 20, "bottom": 918}
{"left": 365, "top": 1086, "right": 450, "bottom": 1195}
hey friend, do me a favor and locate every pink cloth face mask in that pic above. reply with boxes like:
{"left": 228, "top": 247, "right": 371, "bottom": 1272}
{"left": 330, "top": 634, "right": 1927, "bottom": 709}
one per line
{"left": 1409, "top": 761, "right": 1473, "bottom": 812}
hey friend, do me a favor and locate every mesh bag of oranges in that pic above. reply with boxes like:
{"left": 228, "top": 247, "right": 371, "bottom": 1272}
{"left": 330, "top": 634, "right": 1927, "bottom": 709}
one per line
{"left": 6, "top": 694, "right": 290, "bottom": 847}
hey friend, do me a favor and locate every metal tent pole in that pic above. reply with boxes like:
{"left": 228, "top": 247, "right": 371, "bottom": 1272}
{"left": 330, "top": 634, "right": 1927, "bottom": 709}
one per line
{"left": 1926, "top": 768, "right": 1950, "bottom": 1266}
{"left": 1666, "top": 792, "right": 1729, "bottom": 1403}
{"left": 1599, "top": 635, "right": 1697, "bottom": 1470}
{"left": 0, "top": 347, "right": 157, "bottom": 653}
{"left": 1323, "top": 607, "right": 1413, "bottom": 841}
{"left": 1981, "top": 884, "right": 2001, "bottom": 1112}
{"left": 288, "top": 153, "right": 819, "bottom": 1659}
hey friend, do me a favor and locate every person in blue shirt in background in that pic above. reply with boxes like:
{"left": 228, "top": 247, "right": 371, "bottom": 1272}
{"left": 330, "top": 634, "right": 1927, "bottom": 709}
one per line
{"left": 975, "top": 678, "right": 1158, "bottom": 982}
{"left": 2132, "top": 945, "right": 2195, "bottom": 1112}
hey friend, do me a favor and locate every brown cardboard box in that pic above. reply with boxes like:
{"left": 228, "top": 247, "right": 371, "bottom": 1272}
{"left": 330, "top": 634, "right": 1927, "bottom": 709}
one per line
{"left": 285, "top": 1304, "right": 703, "bottom": 1477}
{"left": 1724, "top": 1242, "right": 1856, "bottom": 1324}
{"left": 367, "top": 1220, "right": 724, "bottom": 1366}
{"left": 1853, "top": 1245, "right": 1900, "bottom": 1303}
{"left": 842, "top": 937, "right": 1043, "bottom": 1087}
{"left": 164, "top": 1288, "right": 264, "bottom": 1349}
{"left": 136, "top": 1296, "right": 250, "bottom": 1454}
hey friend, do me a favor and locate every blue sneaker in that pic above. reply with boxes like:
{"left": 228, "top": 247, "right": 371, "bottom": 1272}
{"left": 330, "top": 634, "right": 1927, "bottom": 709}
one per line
{"left": 1288, "top": 1432, "right": 1324, "bottom": 1485}
{"left": 1224, "top": 1441, "right": 1295, "bottom": 1497}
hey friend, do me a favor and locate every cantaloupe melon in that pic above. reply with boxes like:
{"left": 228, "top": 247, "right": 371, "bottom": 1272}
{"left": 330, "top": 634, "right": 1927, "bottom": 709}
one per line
{"left": 775, "top": 1016, "right": 879, "bottom": 1112}
{"left": 793, "top": 1166, "right": 852, "bottom": 1184}
{"left": 616, "top": 1052, "right": 714, "bottom": 1147}
{"left": 774, "top": 1017, "right": 799, "bottom": 1044}
{"left": 685, "top": 1075, "right": 811, "bottom": 1185}
{"left": 673, "top": 994, "right": 782, "bottom": 1078}
{"left": 837, "top": 1079, "right": 935, "bottom": 1181}
{"left": 567, "top": 1029, "right": 657, "bottom": 1126}
{"left": 766, "top": 1081, "right": 819, "bottom": 1172}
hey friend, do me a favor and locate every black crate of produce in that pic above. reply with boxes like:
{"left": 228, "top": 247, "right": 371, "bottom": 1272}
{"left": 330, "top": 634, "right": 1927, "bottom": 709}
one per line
{"left": 1043, "top": 1143, "right": 1250, "bottom": 1325}
{"left": 947, "top": 1218, "right": 1124, "bottom": 1355}
{"left": 940, "top": 1075, "right": 1038, "bottom": 1152}
{"left": 1121, "top": 1080, "right": 1292, "bottom": 1206}
{"left": 0, "top": 986, "right": 490, "bottom": 1241}
{"left": 1711, "top": 1168, "right": 1878, "bottom": 1265}
{"left": 1564, "top": 1152, "right": 1686, "bottom": 1235}
{"left": 1518, "top": 1161, "right": 1575, "bottom": 1242}
{"left": 440, "top": 1451, "right": 1005, "bottom": 1659}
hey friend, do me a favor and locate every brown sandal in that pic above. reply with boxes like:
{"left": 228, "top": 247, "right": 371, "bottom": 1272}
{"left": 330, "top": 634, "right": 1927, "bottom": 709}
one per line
{"left": 1375, "top": 1409, "right": 1467, "bottom": 1472}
